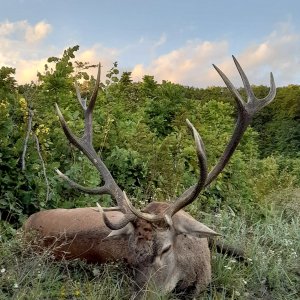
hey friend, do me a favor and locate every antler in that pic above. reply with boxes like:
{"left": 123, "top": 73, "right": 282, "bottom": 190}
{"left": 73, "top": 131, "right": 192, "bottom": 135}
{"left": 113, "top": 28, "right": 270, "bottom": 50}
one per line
{"left": 123, "top": 56, "right": 276, "bottom": 224}
{"left": 55, "top": 64, "right": 130, "bottom": 213}
{"left": 56, "top": 57, "right": 276, "bottom": 230}
{"left": 207, "top": 56, "right": 276, "bottom": 184}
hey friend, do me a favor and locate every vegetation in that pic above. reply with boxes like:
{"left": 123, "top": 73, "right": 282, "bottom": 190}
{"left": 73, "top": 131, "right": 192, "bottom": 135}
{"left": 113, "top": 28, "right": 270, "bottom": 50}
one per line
{"left": 0, "top": 46, "right": 299, "bottom": 299}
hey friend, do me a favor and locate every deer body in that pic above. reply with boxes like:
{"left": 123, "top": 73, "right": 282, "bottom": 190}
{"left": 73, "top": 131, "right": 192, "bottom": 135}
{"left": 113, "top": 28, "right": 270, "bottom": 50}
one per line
{"left": 25, "top": 202, "right": 211, "bottom": 295}
{"left": 24, "top": 207, "right": 128, "bottom": 263}
{"left": 24, "top": 56, "right": 276, "bottom": 297}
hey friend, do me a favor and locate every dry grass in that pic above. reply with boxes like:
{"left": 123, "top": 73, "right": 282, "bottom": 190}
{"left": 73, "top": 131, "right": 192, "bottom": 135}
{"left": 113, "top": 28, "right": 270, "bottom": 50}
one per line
{"left": 0, "top": 190, "right": 299, "bottom": 299}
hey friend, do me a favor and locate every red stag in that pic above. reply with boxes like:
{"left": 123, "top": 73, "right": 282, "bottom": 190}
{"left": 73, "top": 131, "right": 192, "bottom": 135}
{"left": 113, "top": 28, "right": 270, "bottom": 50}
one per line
{"left": 25, "top": 56, "right": 276, "bottom": 297}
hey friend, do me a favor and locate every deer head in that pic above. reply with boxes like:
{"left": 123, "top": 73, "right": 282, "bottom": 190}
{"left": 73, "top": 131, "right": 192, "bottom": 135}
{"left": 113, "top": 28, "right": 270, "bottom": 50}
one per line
{"left": 55, "top": 56, "right": 276, "bottom": 294}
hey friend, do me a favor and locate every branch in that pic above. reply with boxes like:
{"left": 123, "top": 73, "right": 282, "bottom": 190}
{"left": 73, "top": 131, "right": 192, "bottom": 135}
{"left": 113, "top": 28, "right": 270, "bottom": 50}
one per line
{"left": 34, "top": 134, "right": 50, "bottom": 204}
{"left": 21, "top": 106, "right": 34, "bottom": 171}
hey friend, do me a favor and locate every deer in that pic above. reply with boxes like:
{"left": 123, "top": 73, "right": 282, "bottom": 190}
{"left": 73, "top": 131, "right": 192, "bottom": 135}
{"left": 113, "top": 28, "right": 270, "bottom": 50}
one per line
{"left": 24, "top": 56, "right": 276, "bottom": 298}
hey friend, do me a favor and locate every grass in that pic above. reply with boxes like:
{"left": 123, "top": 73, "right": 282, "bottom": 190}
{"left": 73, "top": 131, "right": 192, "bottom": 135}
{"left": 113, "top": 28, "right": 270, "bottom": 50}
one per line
{"left": 0, "top": 189, "right": 299, "bottom": 299}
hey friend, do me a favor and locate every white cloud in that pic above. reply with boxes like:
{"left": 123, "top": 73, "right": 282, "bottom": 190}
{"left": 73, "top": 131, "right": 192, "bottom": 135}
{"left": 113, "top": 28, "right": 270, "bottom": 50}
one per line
{"left": 0, "top": 20, "right": 51, "bottom": 43}
{"left": 152, "top": 33, "right": 167, "bottom": 51}
{"left": 0, "top": 20, "right": 16, "bottom": 36}
{"left": 0, "top": 20, "right": 53, "bottom": 83}
{"left": 2, "top": 19, "right": 300, "bottom": 88}
{"left": 0, "top": 20, "right": 118, "bottom": 84}
{"left": 75, "top": 44, "right": 120, "bottom": 79}
{"left": 25, "top": 21, "right": 52, "bottom": 43}
{"left": 132, "top": 22, "right": 300, "bottom": 87}
{"left": 132, "top": 40, "right": 229, "bottom": 87}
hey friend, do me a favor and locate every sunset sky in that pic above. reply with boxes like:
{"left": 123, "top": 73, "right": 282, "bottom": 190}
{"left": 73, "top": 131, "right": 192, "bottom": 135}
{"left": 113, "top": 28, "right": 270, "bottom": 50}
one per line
{"left": 1, "top": 0, "right": 300, "bottom": 87}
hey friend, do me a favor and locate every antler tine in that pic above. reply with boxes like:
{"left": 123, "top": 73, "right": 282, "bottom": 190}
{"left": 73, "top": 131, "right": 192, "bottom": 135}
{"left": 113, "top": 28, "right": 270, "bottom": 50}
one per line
{"left": 232, "top": 56, "right": 276, "bottom": 109}
{"left": 55, "top": 169, "right": 111, "bottom": 195}
{"left": 87, "top": 63, "right": 101, "bottom": 113}
{"left": 96, "top": 202, "right": 136, "bottom": 230}
{"left": 83, "top": 63, "right": 101, "bottom": 146}
{"left": 232, "top": 55, "right": 255, "bottom": 101}
{"left": 206, "top": 56, "right": 276, "bottom": 186}
{"left": 153, "top": 56, "right": 277, "bottom": 218}
{"left": 55, "top": 103, "right": 124, "bottom": 201}
{"left": 122, "top": 191, "right": 161, "bottom": 222}
{"left": 255, "top": 72, "right": 276, "bottom": 110}
{"left": 166, "top": 119, "right": 208, "bottom": 217}
{"left": 75, "top": 82, "right": 87, "bottom": 110}
{"left": 212, "top": 63, "right": 245, "bottom": 113}
{"left": 55, "top": 64, "right": 128, "bottom": 212}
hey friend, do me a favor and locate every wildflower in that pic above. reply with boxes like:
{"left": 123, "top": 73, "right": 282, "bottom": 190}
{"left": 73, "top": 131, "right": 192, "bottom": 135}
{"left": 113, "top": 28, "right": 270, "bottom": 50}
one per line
{"left": 0, "top": 101, "right": 8, "bottom": 109}
{"left": 224, "top": 265, "right": 232, "bottom": 270}
{"left": 92, "top": 267, "right": 100, "bottom": 276}
{"left": 40, "top": 125, "right": 50, "bottom": 134}
{"left": 18, "top": 98, "right": 27, "bottom": 111}
{"left": 1, "top": 268, "right": 5, "bottom": 273}
{"left": 283, "top": 239, "right": 293, "bottom": 246}
{"left": 291, "top": 251, "right": 297, "bottom": 258}
{"left": 13, "top": 283, "right": 19, "bottom": 289}
{"left": 235, "top": 291, "right": 240, "bottom": 296}
{"left": 242, "top": 279, "right": 247, "bottom": 285}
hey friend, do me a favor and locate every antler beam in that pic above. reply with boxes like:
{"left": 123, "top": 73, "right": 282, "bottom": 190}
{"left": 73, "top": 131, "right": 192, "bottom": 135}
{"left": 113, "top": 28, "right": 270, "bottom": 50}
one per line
{"left": 123, "top": 56, "right": 276, "bottom": 225}
{"left": 55, "top": 64, "right": 129, "bottom": 213}
{"left": 56, "top": 57, "right": 276, "bottom": 231}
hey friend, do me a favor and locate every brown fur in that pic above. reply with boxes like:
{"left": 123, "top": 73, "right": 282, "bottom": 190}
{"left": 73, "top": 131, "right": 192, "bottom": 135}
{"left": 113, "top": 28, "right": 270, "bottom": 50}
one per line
{"left": 24, "top": 202, "right": 212, "bottom": 297}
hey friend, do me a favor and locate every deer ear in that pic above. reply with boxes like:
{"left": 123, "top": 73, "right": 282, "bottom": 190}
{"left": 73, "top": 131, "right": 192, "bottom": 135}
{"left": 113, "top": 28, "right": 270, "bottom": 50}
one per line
{"left": 172, "top": 211, "right": 220, "bottom": 238}
{"left": 104, "top": 222, "right": 134, "bottom": 240}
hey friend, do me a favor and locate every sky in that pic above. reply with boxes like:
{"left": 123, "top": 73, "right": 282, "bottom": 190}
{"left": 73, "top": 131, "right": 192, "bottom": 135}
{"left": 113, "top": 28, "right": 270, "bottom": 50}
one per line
{"left": 1, "top": 0, "right": 300, "bottom": 88}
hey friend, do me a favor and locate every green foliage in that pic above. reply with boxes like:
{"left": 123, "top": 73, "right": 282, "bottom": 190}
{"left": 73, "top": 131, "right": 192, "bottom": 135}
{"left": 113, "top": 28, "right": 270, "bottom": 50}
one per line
{"left": 252, "top": 85, "right": 300, "bottom": 157}
{"left": 105, "top": 61, "right": 119, "bottom": 86}
{"left": 105, "top": 146, "right": 148, "bottom": 197}
{"left": 145, "top": 82, "right": 186, "bottom": 136}
{"left": 1, "top": 46, "right": 300, "bottom": 225}
{"left": 202, "top": 200, "right": 300, "bottom": 299}
{"left": 1, "top": 46, "right": 300, "bottom": 299}
{"left": 0, "top": 67, "right": 17, "bottom": 96}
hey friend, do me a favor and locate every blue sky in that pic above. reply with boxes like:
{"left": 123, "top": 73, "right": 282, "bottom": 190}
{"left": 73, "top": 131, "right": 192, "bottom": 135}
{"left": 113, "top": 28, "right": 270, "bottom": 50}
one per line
{"left": 1, "top": 0, "right": 300, "bottom": 87}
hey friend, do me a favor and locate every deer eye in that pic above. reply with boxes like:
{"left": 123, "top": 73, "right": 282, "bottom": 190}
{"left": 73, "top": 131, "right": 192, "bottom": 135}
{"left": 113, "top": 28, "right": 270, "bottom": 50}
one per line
{"left": 161, "top": 245, "right": 171, "bottom": 256}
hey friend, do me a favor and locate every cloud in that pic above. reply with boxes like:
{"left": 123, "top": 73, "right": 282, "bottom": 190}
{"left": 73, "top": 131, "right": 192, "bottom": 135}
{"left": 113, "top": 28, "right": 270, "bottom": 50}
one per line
{"left": 25, "top": 21, "right": 52, "bottom": 43}
{"left": 132, "top": 40, "right": 230, "bottom": 87}
{"left": 0, "top": 20, "right": 118, "bottom": 84}
{"left": 132, "top": 22, "right": 300, "bottom": 87}
{"left": 2, "top": 19, "right": 300, "bottom": 87}
{"left": 75, "top": 44, "right": 120, "bottom": 79}
{"left": 152, "top": 33, "right": 167, "bottom": 51}
{"left": 0, "top": 20, "right": 53, "bottom": 83}
{"left": 0, "top": 20, "right": 51, "bottom": 43}
{"left": 16, "top": 59, "right": 48, "bottom": 83}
